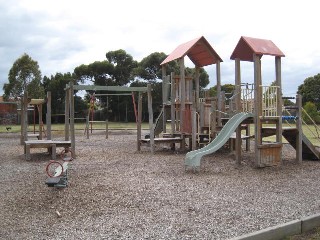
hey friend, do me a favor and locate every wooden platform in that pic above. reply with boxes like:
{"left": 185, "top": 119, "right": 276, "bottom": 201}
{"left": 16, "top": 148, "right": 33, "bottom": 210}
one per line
{"left": 140, "top": 137, "right": 184, "bottom": 150}
{"left": 24, "top": 140, "right": 71, "bottom": 160}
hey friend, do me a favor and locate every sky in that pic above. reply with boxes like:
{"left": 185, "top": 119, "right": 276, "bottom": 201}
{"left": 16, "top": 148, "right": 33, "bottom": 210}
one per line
{"left": 1, "top": 0, "right": 319, "bottom": 98}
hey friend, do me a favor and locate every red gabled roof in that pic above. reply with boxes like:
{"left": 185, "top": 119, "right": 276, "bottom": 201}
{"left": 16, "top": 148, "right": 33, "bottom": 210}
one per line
{"left": 230, "top": 36, "right": 285, "bottom": 62}
{"left": 161, "top": 36, "right": 223, "bottom": 67}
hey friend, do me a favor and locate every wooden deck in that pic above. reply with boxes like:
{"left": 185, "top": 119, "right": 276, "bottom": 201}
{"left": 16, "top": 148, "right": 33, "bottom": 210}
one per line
{"left": 24, "top": 140, "right": 71, "bottom": 160}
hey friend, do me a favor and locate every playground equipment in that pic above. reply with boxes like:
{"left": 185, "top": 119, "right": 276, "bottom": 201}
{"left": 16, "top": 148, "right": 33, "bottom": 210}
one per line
{"left": 45, "top": 147, "right": 73, "bottom": 188}
{"left": 64, "top": 84, "right": 152, "bottom": 156}
{"left": 145, "top": 36, "right": 224, "bottom": 152}
{"left": 153, "top": 35, "right": 320, "bottom": 169}
{"left": 21, "top": 91, "right": 72, "bottom": 160}
{"left": 20, "top": 91, "right": 52, "bottom": 144}
{"left": 83, "top": 92, "right": 138, "bottom": 139}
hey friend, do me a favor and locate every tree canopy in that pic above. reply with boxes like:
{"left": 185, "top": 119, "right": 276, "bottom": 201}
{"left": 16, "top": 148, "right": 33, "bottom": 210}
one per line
{"left": 297, "top": 73, "right": 320, "bottom": 109}
{"left": 3, "top": 53, "right": 44, "bottom": 100}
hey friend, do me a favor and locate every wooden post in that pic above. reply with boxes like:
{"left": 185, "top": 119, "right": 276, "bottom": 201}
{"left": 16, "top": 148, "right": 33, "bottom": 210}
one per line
{"left": 162, "top": 65, "right": 167, "bottom": 134}
{"left": 137, "top": 92, "right": 142, "bottom": 151}
{"left": 275, "top": 56, "right": 283, "bottom": 161}
{"left": 38, "top": 104, "right": 43, "bottom": 140}
{"left": 86, "top": 116, "right": 89, "bottom": 139}
{"left": 195, "top": 67, "right": 200, "bottom": 111}
{"left": 216, "top": 61, "right": 222, "bottom": 127}
{"left": 254, "top": 54, "right": 263, "bottom": 167}
{"left": 235, "top": 58, "right": 242, "bottom": 165}
{"left": 170, "top": 72, "right": 176, "bottom": 135}
{"left": 180, "top": 58, "right": 185, "bottom": 133}
{"left": 20, "top": 92, "right": 28, "bottom": 145}
{"left": 296, "top": 94, "right": 302, "bottom": 163}
{"left": 20, "top": 96, "right": 24, "bottom": 145}
{"left": 65, "top": 85, "right": 70, "bottom": 141}
{"left": 147, "top": 84, "right": 154, "bottom": 154}
{"left": 69, "top": 82, "right": 75, "bottom": 157}
{"left": 106, "top": 119, "right": 108, "bottom": 139}
{"left": 191, "top": 108, "right": 197, "bottom": 150}
{"left": 46, "top": 92, "right": 52, "bottom": 140}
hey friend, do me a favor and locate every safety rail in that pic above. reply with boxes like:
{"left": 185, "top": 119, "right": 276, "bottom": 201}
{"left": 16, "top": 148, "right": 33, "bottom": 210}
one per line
{"left": 283, "top": 108, "right": 320, "bottom": 147}
{"left": 261, "top": 85, "right": 279, "bottom": 117}
{"left": 241, "top": 84, "right": 254, "bottom": 113}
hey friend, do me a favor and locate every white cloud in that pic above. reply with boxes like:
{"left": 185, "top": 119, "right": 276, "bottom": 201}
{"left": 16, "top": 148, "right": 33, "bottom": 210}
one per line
{"left": 0, "top": 0, "right": 319, "bottom": 98}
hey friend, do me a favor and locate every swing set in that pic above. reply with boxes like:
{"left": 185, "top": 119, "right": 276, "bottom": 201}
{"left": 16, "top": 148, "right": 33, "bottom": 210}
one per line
{"left": 84, "top": 92, "right": 139, "bottom": 138}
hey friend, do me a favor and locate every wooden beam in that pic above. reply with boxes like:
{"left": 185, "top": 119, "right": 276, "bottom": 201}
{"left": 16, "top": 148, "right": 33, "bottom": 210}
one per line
{"left": 171, "top": 72, "right": 176, "bottom": 135}
{"left": 137, "top": 92, "right": 142, "bottom": 151}
{"left": 296, "top": 94, "right": 302, "bottom": 163}
{"left": 70, "top": 82, "right": 75, "bottom": 157}
{"left": 71, "top": 85, "right": 148, "bottom": 92}
{"left": 195, "top": 67, "right": 200, "bottom": 111}
{"left": 216, "top": 61, "right": 222, "bottom": 127}
{"left": 235, "top": 58, "right": 242, "bottom": 165}
{"left": 180, "top": 58, "right": 185, "bottom": 133}
{"left": 147, "top": 84, "right": 154, "bottom": 154}
{"left": 254, "top": 54, "right": 263, "bottom": 167}
{"left": 65, "top": 85, "right": 70, "bottom": 141}
{"left": 46, "top": 92, "right": 51, "bottom": 140}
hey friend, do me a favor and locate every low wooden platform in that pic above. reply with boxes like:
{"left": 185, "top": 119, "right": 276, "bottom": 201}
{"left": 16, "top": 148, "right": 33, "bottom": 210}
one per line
{"left": 140, "top": 137, "right": 184, "bottom": 150}
{"left": 24, "top": 140, "right": 71, "bottom": 160}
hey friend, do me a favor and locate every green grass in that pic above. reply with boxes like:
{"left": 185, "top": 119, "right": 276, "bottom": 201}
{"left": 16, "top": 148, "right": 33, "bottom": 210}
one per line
{"left": 2, "top": 122, "right": 320, "bottom": 147}
{"left": 0, "top": 122, "right": 149, "bottom": 133}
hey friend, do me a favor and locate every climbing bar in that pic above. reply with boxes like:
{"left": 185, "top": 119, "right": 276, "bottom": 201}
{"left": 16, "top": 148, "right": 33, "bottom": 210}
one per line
{"left": 282, "top": 116, "right": 297, "bottom": 121}
{"left": 282, "top": 96, "right": 295, "bottom": 99}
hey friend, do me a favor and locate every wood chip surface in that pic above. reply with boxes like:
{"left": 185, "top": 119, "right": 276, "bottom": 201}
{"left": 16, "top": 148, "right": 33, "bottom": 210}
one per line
{"left": 1, "top": 130, "right": 320, "bottom": 239}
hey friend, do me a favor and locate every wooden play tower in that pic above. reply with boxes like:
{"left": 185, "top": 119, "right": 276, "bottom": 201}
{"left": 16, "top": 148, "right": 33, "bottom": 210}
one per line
{"left": 159, "top": 36, "right": 224, "bottom": 150}
{"left": 230, "top": 36, "right": 285, "bottom": 167}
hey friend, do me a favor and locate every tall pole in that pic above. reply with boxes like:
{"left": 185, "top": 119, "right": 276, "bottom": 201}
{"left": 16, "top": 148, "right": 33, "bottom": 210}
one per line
{"left": 46, "top": 91, "right": 52, "bottom": 140}
{"left": 147, "top": 84, "right": 154, "bottom": 154}
{"left": 235, "top": 58, "right": 242, "bottom": 165}
{"left": 70, "top": 82, "right": 75, "bottom": 157}
{"left": 64, "top": 84, "right": 70, "bottom": 141}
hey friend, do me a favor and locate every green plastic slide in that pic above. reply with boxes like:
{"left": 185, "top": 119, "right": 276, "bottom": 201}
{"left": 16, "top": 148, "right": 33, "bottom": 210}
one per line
{"left": 185, "top": 112, "right": 254, "bottom": 168}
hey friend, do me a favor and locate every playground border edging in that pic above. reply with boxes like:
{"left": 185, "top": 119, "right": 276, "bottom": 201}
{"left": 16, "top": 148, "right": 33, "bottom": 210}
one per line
{"left": 230, "top": 213, "right": 320, "bottom": 240}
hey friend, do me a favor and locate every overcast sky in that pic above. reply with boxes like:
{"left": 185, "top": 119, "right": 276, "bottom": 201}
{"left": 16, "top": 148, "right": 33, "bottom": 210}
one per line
{"left": 1, "top": 0, "right": 319, "bottom": 97}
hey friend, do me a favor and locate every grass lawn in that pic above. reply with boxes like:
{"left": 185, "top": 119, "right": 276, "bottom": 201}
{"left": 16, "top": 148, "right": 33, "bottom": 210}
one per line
{"left": 0, "top": 122, "right": 149, "bottom": 134}
{"left": 1, "top": 122, "right": 320, "bottom": 147}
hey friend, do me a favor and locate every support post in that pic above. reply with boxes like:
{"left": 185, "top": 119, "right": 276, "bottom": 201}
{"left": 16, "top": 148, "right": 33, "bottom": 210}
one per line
{"left": 137, "top": 92, "right": 142, "bottom": 151}
{"left": 275, "top": 56, "right": 283, "bottom": 161}
{"left": 69, "top": 82, "right": 75, "bottom": 157}
{"left": 195, "top": 67, "right": 200, "bottom": 111}
{"left": 24, "top": 92, "right": 29, "bottom": 142}
{"left": 86, "top": 116, "right": 89, "bottom": 139}
{"left": 216, "top": 61, "right": 222, "bottom": 127}
{"left": 147, "top": 84, "right": 154, "bottom": 154}
{"left": 65, "top": 85, "right": 70, "bottom": 141}
{"left": 170, "top": 72, "right": 176, "bottom": 135}
{"left": 46, "top": 92, "right": 52, "bottom": 140}
{"left": 38, "top": 104, "right": 43, "bottom": 140}
{"left": 180, "top": 58, "right": 185, "bottom": 133}
{"left": 106, "top": 119, "right": 108, "bottom": 139}
{"left": 296, "top": 94, "right": 302, "bottom": 163}
{"left": 254, "top": 54, "right": 263, "bottom": 167}
{"left": 235, "top": 58, "right": 242, "bottom": 165}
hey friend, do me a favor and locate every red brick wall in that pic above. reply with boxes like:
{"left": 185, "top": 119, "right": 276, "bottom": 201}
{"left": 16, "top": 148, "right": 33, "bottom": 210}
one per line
{"left": 0, "top": 103, "right": 18, "bottom": 125}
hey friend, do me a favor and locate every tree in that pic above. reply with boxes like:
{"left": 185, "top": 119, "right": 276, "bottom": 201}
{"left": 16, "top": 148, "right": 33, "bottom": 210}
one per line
{"left": 105, "top": 49, "right": 138, "bottom": 85}
{"left": 43, "top": 72, "right": 87, "bottom": 123}
{"left": 185, "top": 67, "right": 210, "bottom": 89}
{"left": 3, "top": 53, "right": 44, "bottom": 100}
{"left": 298, "top": 73, "right": 320, "bottom": 109}
{"left": 134, "top": 52, "right": 172, "bottom": 81}
{"left": 209, "top": 84, "right": 235, "bottom": 97}
{"left": 302, "top": 101, "right": 320, "bottom": 124}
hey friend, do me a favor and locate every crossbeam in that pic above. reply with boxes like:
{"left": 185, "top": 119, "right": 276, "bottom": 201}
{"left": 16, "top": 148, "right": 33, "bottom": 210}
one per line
{"left": 66, "top": 85, "right": 148, "bottom": 92}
